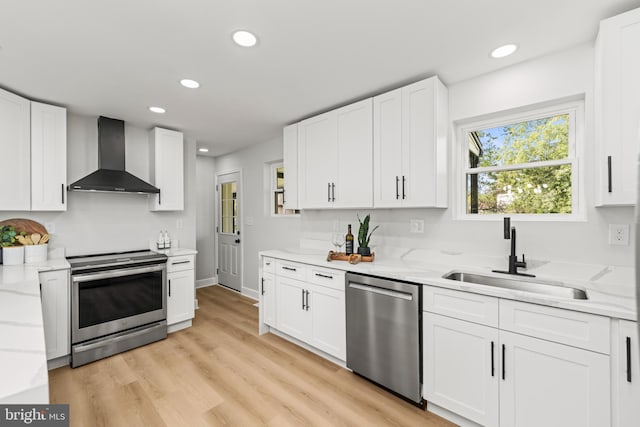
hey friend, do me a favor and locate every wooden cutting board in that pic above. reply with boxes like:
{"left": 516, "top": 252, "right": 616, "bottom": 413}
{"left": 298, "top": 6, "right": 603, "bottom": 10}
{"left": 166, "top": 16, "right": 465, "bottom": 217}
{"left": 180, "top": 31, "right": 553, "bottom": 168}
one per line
{"left": 0, "top": 218, "right": 48, "bottom": 235}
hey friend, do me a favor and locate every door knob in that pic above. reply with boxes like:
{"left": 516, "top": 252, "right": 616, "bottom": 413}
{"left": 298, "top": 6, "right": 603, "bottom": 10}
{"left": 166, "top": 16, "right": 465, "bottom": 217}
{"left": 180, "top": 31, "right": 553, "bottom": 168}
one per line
{"left": 235, "top": 239, "right": 240, "bottom": 244}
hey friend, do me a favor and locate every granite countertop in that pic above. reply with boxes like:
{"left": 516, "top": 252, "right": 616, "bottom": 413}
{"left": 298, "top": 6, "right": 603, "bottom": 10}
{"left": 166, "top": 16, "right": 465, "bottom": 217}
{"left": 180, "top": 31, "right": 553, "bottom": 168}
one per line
{"left": 259, "top": 248, "right": 637, "bottom": 321}
{"left": 0, "top": 258, "right": 70, "bottom": 404}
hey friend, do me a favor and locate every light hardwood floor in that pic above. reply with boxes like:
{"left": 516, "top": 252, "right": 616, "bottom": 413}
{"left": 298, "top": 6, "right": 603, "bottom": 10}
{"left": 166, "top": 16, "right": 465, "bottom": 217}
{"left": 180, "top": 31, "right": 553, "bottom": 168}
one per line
{"left": 49, "top": 285, "right": 456, "bottom": 427}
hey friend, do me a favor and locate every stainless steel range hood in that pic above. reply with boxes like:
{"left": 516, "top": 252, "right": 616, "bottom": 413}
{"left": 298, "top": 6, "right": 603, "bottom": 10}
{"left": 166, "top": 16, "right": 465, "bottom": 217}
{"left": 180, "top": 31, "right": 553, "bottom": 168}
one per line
{"left": 68, "top": 116, "right": 160, "bottom": 194}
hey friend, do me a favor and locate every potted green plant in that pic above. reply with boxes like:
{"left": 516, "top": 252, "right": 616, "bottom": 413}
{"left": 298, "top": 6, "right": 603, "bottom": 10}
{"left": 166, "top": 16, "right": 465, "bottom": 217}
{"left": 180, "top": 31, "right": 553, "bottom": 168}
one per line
{"left": 0, "top": 225, "right": 24, "bottom": 265}
{"left": 357, "top": 214, "right": 379, "bottom": 256}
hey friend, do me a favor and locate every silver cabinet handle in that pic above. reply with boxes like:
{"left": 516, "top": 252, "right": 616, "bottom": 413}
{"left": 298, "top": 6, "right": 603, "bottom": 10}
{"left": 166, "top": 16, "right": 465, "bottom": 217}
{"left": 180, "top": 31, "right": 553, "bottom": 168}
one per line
{"left": 396, "top": 176, "right": 399, "bottom": 200}
{"left": 171, "top": 260, "right": 190, "bottom": 265}
{"left": 168, "top": 279, "right": 171, "bottom": 297}
{"left": 607, "top": 156, "right": 612, "bottom": 193}
{"left": 402, "top": 176, "right": 406, "bottom": 199}
{"left": 328, "top": 182, "right": 331, "bottom": 202}
{"left": 282, "top": 266, "right": 297, "bottom": 272}
{"left": 331, "top": 183, "right": 336, "bottom": 202}
{"left": 314, "top": 273, "right": 333, "bottom": 279}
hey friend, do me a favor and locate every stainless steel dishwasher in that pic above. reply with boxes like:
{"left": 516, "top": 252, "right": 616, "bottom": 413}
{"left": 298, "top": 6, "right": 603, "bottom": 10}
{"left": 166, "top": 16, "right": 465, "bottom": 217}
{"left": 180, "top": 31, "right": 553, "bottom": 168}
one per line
{"left": 345, "top": 272, "right": 422, "bottom": 405}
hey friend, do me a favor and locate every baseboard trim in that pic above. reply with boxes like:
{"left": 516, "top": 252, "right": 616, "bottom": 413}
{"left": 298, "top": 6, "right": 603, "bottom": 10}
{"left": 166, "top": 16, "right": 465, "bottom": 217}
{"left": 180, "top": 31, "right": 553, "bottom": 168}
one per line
{"left": 242, "top": 287, "right": 259, "bottom": 301}
{"left": 426, "top": 402, "right": 481, "bottom": 427}
{"left": 196, "top": 277, "right": 217, "bottom": 288}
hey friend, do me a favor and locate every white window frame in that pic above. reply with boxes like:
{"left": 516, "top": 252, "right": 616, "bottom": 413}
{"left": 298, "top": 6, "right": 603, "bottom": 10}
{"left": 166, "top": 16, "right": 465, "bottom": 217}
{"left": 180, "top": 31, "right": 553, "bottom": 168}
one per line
{"left": 454, "top": 99, "right": 585, "bottom": 221}
{"left": 269, "top": 161, "right": 300, "bottom": 217}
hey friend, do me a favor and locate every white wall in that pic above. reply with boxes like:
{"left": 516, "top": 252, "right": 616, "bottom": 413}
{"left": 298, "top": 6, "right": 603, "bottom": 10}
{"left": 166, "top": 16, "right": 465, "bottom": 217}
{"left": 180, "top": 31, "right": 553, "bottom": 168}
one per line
{"left": 196, "top": 156, "right": 216, "bottom": 283}
{"left": 0, "top": 113, "right": 197, "bottom": 256}
{"left": 214, "top": 137, "right": 301, "bottom": 297}
{"left": 299, "top": 43, "right": 635, "bottom": 268}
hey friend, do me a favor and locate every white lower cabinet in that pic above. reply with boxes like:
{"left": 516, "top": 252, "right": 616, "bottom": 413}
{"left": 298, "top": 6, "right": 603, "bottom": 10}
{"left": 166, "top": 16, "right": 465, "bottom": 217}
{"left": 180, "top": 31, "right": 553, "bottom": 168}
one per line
{"left": 262, "top": 258, "right": 346, "bottom": 361}
{"left": 500, "top": 330, "right": 610, "bottom": 427}
{"left": 261, "top": 272, "right": 276, "bottom": 327}
{"left": 613, "top": 320, "right": 640, "bottom": 427}
{"left": 423, "top": 313, "right": 499, "bottom": 427}
{"left": 39, "top": 270, "right": 70, "bottom": 361}
{"left": 423, "top": 286, "right": 611, "bottom": 427}
{"left": 166, "top": 255, "right": 195, "bottom": 329}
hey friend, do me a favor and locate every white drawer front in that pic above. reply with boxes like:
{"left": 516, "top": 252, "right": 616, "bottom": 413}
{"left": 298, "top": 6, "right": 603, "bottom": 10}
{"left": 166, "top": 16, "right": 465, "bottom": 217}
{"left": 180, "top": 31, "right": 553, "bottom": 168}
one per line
{"left": 275, "top": 260, "right": 307, "bottom": 281}
{"left": 423, "top": 286, "right": 499, "bottom": 328}
{"left": 262, "top": 257, "right": 275, "bottom": 274}
{"left": 167, "top": 255, "right": 194, "bottom": 273}
{"left": 499, "top": 299, "right": 610, "bottom": 354}
{"left": 307, "top": 266, "right": 345, "bottom": 291}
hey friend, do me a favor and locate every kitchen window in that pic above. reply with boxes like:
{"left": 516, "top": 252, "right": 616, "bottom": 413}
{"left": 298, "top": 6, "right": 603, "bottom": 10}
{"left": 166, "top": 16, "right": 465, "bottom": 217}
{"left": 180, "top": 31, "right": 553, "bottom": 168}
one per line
{"left": 457, "top": 100, "right": 584, "bottom": 220}
{"left": 270, "top": 162, "right": 299, "bottom": 216}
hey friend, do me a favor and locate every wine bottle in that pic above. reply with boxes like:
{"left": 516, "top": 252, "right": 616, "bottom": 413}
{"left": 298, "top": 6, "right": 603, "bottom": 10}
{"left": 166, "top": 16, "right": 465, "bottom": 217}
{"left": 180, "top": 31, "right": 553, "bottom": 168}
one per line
{"left": 345, "top": 224, "right": 354, "bottom": 255}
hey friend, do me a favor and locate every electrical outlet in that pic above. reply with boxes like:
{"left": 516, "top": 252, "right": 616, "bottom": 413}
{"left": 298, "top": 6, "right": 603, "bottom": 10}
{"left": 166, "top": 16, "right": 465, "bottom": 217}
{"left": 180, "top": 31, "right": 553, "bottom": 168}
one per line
{"left": 608, "top": 224, "right": 630, "bottom": 246}
{"left": 410, "top": 219, "right": 424, "bottom": 233}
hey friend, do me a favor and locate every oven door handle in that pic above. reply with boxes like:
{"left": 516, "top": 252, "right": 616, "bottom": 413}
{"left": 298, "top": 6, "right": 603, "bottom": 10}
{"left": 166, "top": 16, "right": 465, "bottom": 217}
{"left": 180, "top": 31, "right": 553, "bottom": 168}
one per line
{"left": 72, "top": 264, "right": 165, "bottom": 282}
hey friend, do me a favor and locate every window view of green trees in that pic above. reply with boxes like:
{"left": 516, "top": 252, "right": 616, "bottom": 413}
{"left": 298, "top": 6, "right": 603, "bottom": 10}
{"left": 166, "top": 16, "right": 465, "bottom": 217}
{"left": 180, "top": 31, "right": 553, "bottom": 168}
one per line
{"left": 467, "top": 114, "right": 572, "bottom": 214}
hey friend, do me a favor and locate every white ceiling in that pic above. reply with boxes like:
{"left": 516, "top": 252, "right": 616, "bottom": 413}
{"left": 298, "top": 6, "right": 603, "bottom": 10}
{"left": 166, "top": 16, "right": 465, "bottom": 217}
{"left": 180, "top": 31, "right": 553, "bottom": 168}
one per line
{"left": 1, "top": 0, "right": 639, "bottom": 156}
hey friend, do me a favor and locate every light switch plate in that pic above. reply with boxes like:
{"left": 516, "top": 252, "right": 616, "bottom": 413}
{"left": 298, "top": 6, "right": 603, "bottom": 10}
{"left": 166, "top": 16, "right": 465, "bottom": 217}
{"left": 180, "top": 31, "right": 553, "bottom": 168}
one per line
{"left": 608, "top": 224, "right": 629, "bottom": 246}
{"left": 410, "top": 219, "right": 424, "bottom": 233}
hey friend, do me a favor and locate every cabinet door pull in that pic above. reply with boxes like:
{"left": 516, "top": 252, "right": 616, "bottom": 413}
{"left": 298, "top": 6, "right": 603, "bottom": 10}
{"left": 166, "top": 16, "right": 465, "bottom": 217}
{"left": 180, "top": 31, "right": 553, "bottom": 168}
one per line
{"left": 159, "top": 190, "right": 162, "bottom": 205}
{"left": 61, "top": 183, "right": 65, "bottom": 204}
{"left": 328, "top": 183, "right": 331, "bottom": 202}
{"left": 301, "top": 289, "right": 305, "bottom": 310}
{"left": 491, "top": 341, "right": 495, "bottom": 377}
{"left": 171, "top": 260, "right": 190, "bottom": 265}
{"left": 607, "top": 156, "right": 612, "bottom": 193}
{"left": 282, "top": 266, "right": 297, "bottom": 272}
{"left": 627, "top": 336, "right": 632, "bottom": 383}
{"left": 331, "top": 183, "right": 336, "bottom": 202}
{"left": 314, "top": 273, "right": 333, "bottom": 279}
{"left": 261, "top": 278, "right": 265, "bottom": 295}
{"left": 395, "top": 176, "right": 399, "bottom": 200}
{"left": 305, "top": 290, "right": 310, "bottom": 311}
{"left": 282, "top": 188, "right": 285, "bottom": 205}
{"left": 168, "top": 279, "right": 171, "bottom": 297}
{"left": 501, "top": 344, "right": 506, "bottom": 380}
{"left": 402, "top": 176, "right": 406, "bottom": 200}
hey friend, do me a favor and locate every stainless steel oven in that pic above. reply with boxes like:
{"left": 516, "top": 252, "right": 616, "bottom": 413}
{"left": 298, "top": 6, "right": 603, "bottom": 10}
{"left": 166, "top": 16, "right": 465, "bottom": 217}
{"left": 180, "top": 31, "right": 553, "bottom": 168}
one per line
{"left": 69, "top": 250, "right": 168, "bottom": 367}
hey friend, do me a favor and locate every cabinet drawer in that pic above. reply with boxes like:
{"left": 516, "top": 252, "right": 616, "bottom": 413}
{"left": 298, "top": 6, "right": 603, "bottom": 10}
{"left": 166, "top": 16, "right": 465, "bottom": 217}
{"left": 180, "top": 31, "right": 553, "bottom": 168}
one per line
{"left": 499, "top": 300, "right": 610, "bottom": 354}
{"left": 262, "top": 257, "right": 275, "bottom": 274}
{"left": 423, "top": 285, "right": 499, "bottom": 327}
{"left": 167, "top": 255, "right": 194, "bottom": 273}
{"left": 275, "top": 260, "right": 307, "bottom": 281}
{"left": 307, "top": 266, "right": 345, "bottom": 291}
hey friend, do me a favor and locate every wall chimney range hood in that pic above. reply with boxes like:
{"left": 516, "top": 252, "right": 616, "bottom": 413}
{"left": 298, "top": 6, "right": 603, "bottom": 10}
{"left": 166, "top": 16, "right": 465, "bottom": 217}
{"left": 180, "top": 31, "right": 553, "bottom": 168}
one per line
{"left": 68, "top": 116, "right": 160, "bottom": 194}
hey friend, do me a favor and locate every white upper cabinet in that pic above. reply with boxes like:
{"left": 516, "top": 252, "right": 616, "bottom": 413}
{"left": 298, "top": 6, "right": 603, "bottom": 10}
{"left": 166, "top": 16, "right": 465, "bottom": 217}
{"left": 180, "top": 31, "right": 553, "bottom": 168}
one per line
{"left": 149, "top": 127, "right": 184, "bottom": 211}
{"left": 31, "top": 102, "right": 67, "bottom": 211}
{"left": 0, "top": 88, "right": 31, "bottom": 211}
{"left": 283, "top": 124, "right": 299, "bottom": 210}
{"left": 595, "top": 7, "right": 640, "bottom": 206}
{"left": 373, "top": 76, "right": 448, "bottom": 208}
{"left": 298, "top": 98, "right": 373, "bottom": 209}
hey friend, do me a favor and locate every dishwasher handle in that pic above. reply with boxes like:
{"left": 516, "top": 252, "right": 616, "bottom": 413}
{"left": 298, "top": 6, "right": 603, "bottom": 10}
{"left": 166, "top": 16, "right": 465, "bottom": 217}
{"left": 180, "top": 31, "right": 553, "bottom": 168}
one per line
{"left": 348, "top": 283, "right": 413, "bottom": 301}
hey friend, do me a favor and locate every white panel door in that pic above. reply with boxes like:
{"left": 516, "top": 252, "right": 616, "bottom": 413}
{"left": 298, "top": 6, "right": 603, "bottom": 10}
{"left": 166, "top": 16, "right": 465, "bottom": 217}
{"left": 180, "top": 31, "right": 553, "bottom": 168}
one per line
{"left": 403, "top": 78, "right": 437, "bottom": 207}
{"left": 423, "top": 312, "right": 500, "bottom": 427}
{"left": 596, "top": 8, "right": 640, "bottom": 205}
{"left": 334, "top": 98, "right": 373, "bottom": 208}
{"left": 262, "top": 273, "right": 276, "bottom": 327}
{"left": 308, "top": 284, "right": 346, "bottom": 360}
{"left": 149, "top": 127, "right": 184, "bottom": 211}
{"left": 0, "top": 88, "right": 30, "bottom": 211}
{"left": 40, "top": 270, "right": 69, "bottom": 360}
{"left": 373, "top": 88, "right": 403, "bottom": 208}
{"left": 217, "top": 171, "right": 242, "bottom": 292}
{"left": 500, "top": 330, "right": 610, "bottom": 427}
{"left": 283, "top": 124, "right": 299, "bottom": 210}
{"left": 167, "top": 269, "right": 195, "bottom": 325}
{"left": 615, "top": 320, "right": 640, "bottom": 427}
{"left": 275, "top": 276, "right": 310, "bottom": 341}
{"left": 31, "top": 102, "right": 67, "bottom": 211}
{"left": 298, "top": 111, "right": 337, "bottom": 208}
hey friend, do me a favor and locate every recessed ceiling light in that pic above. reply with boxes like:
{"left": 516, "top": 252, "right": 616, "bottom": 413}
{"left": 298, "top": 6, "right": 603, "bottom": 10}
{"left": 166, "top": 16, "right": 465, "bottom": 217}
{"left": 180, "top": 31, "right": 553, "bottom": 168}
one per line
{"left": 180, "top": 79, "right": 200, "bottom": 89}
{"left": 198, "top": 148, "right": 209, "bottom": 153}
{"left": 232, "top": 30, "right": 257, "bottom": 47}
{"left": 490, "top": 44, "right": 518, "bottom": 59}
{"left": 149, "top": 106, "right": 166, "bottom": 114}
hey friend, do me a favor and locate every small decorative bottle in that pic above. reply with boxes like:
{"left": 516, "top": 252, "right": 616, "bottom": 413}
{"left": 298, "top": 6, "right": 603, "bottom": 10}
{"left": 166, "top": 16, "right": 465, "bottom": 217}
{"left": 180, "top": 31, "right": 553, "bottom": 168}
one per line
{"left": 163, "top": 230, "right": 171, "bottom": 249}
{"left": 157, "top": 231, "right": 165, "bottom": 250}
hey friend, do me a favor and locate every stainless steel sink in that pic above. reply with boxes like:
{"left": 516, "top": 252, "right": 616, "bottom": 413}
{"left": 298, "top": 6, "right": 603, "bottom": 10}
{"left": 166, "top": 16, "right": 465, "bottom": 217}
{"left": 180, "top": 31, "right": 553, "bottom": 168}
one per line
{"left": 442, "top": 271, "right": 588, "bottom": 300}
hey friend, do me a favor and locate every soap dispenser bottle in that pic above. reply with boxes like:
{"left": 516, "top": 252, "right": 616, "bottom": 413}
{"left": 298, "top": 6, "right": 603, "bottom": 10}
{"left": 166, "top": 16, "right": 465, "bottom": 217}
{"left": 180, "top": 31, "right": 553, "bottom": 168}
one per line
{"left": 163, "top": 230, "right": 171, "bottom": 249}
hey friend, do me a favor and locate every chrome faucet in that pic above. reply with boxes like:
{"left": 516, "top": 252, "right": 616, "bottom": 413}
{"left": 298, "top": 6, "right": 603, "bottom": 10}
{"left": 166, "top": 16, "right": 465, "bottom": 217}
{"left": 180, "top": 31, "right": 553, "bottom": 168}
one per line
{"left": 492, "top": 217, "right": 535, "bottom": 277}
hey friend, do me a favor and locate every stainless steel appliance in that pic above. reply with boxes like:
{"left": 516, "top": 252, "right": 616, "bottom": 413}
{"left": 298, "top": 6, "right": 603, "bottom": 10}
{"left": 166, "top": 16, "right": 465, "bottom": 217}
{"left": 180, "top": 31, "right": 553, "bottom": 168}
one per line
{"left": 346, "top": 273, "right": 422, "bottom": 405}
{"left": 68, "top": 250, "right": 168, "bottom": 367}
